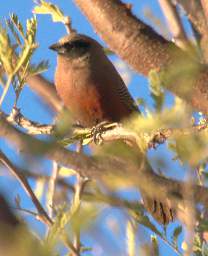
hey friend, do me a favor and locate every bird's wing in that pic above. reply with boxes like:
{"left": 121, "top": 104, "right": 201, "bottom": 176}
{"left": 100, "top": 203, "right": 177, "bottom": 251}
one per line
{"left": 116, "top": 76, "right": 140, "bottom": 114}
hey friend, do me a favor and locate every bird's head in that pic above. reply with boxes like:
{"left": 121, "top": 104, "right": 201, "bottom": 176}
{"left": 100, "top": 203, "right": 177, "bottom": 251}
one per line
{"left": 49, "top": 33, "right": 101, "bottom": 59}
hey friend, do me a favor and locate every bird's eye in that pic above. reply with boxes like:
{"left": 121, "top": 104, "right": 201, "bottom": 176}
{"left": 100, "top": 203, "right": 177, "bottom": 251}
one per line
{"left": 72, "top": 40, "right": 90, "bottom": 48}
{"left": 63, "top": 40, "right": 90, "bottom": 51}
{"left": 61, "top": 40, "right": 91, "bottom": 57}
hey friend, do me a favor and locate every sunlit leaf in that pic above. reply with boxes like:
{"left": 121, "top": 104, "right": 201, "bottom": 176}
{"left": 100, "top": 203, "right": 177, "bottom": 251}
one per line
{"left": 126, "top": 221, "right": 136, "bottom": 256}
{"left": 9, "top": 13, "right": 25, "bottom": 39}
{"left": 6, "top": 20, "right": 22, "bottom": 46}
{"left": 0, "top": 23, "right": 14, "bottom": 75}
{"left": 33, "top": 0, "right": 66, "bottom": 23}
{"left": 59, "top": 167, "right": 77, "bottom": 177}
{"left": 26, "top": 16, "right": 37, "bottom": 45}
{"left": 82, "top": 137, "right": 93, "bottom": 145}
{"left": 34, "top": 178, "right": 45, "bottom": 200}
{"left": 28, "top": 60, "right": 49, "bottom": 76}
{"left": 193, "top": 233, "right": 202, "bottom": 255}
{"left": 149, "top": 69, "right": 165, "bottom": 112}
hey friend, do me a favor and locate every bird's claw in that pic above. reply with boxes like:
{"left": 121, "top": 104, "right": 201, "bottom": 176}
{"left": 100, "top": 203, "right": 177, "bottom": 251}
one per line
{"left": 90, "top": 121, "right": 118, "bottom": 145}
{"left": 90, "top": 121, "right": 108, "bottom": 145}
{"left": 148, "top": 131, "right": 166, "bottom": 149}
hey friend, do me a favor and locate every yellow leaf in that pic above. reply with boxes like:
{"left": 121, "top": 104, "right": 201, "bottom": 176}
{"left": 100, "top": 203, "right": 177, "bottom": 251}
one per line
{"left": 126, "top": 221, "right": 135, "bottom": 256}
{"left": 59, "top": 167, "right": 77, "bottom": 177}
{"left": 181, "top": 241, "right": 188, "bottom": 251}
{"left": 33, "top": 0, "right": 65, "bottom": 23}
{"left": 34, "top": 178, "right": 45, "bottom": 200}
{"left": 82, "top": 137, "right": 93, "bottom": 145}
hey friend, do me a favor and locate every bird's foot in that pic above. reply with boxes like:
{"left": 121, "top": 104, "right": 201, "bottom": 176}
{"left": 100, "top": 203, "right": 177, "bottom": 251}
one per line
{"left": 90, "top": 121, "right": 118, "bottom": 145}
{"left": 148, "top": 131, "right": 167, "bottom": 149}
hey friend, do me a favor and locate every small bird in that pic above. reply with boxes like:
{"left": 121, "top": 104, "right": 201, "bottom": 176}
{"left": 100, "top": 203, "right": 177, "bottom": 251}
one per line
{"left": 50, "top": 33, "right": 174, "bottom": 224}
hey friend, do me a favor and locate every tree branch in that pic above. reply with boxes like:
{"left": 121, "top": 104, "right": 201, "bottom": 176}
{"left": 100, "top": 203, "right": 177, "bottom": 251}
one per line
{"left": 1, "top": 107, "right": 53, "bottom": 134}
{"left": 200, "top": 0, "right": 208, "bottom": 25}
{"left": 74, "top": 0, "right": 208, "bottom": 114}
{"left": 0, "top": 114, "right": 208, "bottom": 213}
{"left": 158, "top": 0, "right": 189, "bottom": 50}
{"left": 174, "top": 0, "right": 208, "bottom": 62}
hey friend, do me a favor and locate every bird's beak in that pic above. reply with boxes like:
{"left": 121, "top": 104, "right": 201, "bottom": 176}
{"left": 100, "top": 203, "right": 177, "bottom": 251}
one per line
{"left": 49, "top": 43, "right": 60, "bottom": 52}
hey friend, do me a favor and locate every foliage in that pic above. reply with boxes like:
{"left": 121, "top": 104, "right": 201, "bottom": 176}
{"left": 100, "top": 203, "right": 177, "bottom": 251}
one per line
{"left": 33, "top": 0, "right": 67, "bottom": 24}
{"left": 0, "top": 13, "right": 48, "bottom": 106}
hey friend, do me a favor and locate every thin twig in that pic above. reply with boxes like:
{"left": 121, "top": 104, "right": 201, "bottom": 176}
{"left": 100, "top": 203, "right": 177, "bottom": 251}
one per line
{"left": 0, "top": 151, "right": 80, "bottom": 255}
{"left": 0, "top": 75, "right": 13, "bottom": 108}
{"left": 72, "top": 142, "right": 84, "bottom": 255}
{"left": 64, "top": 16, "right": 77, "bottom": 34}
{"left": 47, "top": 161, "right": 59, "bottom": 218}
{"left": 182, "top": 171, "right": 195, "bottom": 256}
{"left": 158, "top": 0, "right": 190, "bottom": 51}
{"left": 4, "top": 107, "right": 54, "bottom": 134}
{"left": 0, "top": 150, "right": 52, "bottom": 225}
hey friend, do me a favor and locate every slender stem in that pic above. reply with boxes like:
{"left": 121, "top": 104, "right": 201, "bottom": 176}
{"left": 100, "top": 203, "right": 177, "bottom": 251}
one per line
{"left": 158, "top": 0, "right": 190, "bottom": 51}
{"left": 71, "top": 143, "right": 83, "bottom": 256}
{"left": 0, "top": 150, "right": 52, "bottom": 226}
{"left": 47, "top": 161, "right": 59, "bottom": 218}
{"left": 0, "top": 75, "right": 13, "bottom": 108}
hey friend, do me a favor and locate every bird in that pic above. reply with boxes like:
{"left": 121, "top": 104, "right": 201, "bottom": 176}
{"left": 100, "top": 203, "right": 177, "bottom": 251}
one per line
{"left": 49, "top": 33, "right": 174, "bottom": 224}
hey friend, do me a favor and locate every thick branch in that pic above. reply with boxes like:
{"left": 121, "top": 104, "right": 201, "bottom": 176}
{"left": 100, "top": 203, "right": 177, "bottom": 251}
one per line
{"left": 74, "top": 0, "right": 208, "bottom": 114}
{"left": 0, "top": 114, "right": 208, "bottom": 211}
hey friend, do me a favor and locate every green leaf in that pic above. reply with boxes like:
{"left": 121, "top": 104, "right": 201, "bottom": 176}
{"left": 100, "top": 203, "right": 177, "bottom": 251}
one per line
{"left": 202, "top": 242, "right": 208, "bottom": 256}
{"left": 9, "top": 13, "right": 25, "bottom": 39}
{"left": 149, "top": 69, "right": 165, "bottom": 112}
{"left": 6, "top": 20, "right": 22, "bottom": 46}
{"left": 193, "top": 233, "right": 202, "bottom": 255}
{"left": 33, "top": 0, "right": 65, "bottom": 23}
{"left": 28, "top": 60, "right": 49, "bottom": 76}
{"left": 0, "top": 23, "right": 14, "bottom": 75}
{"left": 26, "top": 16, "right": 37, "bottom": 45}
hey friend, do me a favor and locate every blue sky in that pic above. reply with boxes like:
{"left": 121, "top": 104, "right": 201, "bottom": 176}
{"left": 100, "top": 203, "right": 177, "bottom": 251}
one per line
{"left": 0, "top": 1, "right": 193, "bottom": 255}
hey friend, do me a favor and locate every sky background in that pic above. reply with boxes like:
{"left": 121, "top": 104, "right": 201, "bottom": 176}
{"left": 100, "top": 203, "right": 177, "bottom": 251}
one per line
{"left": 0, "top": 1, "right": 194, "bottom": 255}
